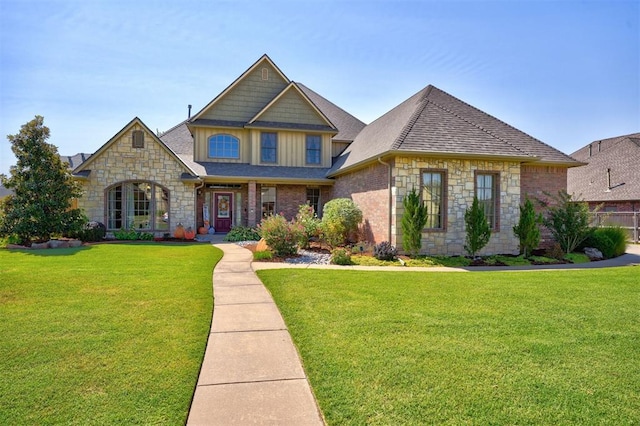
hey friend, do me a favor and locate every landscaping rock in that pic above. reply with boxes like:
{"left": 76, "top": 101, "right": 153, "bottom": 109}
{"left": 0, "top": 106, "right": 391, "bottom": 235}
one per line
{"left": 584, "top": 247, "right": 604, "bottom": 260}
{"left": 49, "top": 240, "right": 70, "bottom": 249}
{"left": 31, "top": 242, "right": 49, "bottom": 249}
{"left": 69, "top": 239, "right": 83, "bottom": 248}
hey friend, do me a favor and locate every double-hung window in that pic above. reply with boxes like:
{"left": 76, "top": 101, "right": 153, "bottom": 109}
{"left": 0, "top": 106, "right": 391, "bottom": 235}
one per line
{"left": 475, "top": 172, "right": 499, "bottom": 230}
{"left": 305, "top": 135, "right": 322, "bottom": 165}
{"left": 421, "top": 170, "right": 446, "bottom": 229}
{"left": 306, "top": 187, "right": 320, "bottom": 216}
{"left": 260, "top": 132, "right": 277, "bottom": 163}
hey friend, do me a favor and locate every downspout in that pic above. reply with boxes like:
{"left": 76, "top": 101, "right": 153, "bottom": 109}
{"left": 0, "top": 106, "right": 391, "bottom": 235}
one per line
{"left": 378, "top": 157, "right": 392, "bottom": 243}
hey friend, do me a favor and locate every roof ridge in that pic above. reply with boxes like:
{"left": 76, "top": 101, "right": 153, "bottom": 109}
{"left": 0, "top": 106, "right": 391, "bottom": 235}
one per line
{"left": 426, "top": 90, "right": 532, "bottom": 157}
{"left": 296, "top": 82, "right": 366, "bottom": 127}
{"left": 159, "top": 119, "right": 188, "bottom": 138}
{"left": 391, "top": 87, "right": 432, "bottom": 150}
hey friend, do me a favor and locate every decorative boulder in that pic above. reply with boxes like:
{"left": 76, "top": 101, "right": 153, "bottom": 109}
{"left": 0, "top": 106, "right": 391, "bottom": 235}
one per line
{"left": 49, "top": 240, "right": 70, "bottom": 249}
{"left": 31, "top": 242, "right": 49, "bottom": 249}
{"left": 584, "top": 247, "right": 604, "bottom": 260}
{"left": 69, "top": 239, "right": 83, "bottom": 248}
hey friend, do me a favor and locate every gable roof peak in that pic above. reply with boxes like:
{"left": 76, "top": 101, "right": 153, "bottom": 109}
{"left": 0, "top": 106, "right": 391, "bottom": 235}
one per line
{"left": 189, "top": 55, "right": 291, "bottom": 124}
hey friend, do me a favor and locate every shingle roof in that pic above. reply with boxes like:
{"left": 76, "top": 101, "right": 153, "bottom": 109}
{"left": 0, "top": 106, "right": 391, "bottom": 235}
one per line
{"left": 329, "top": 85, "right": 579, "bottom": 175}
{"left": 60, "top": 153, "right": 92, "bottom": 170}
{"left": 297, "top": 83, "right": 366, "bottom": 142}
{"left": 159, "top": 120, "right": 193, "bottom": 155}
{"left": 176, "top": 156, "right": 331, "bottom": 182}
{"left": 568, "top": 133, "right": 640, "bottom": 202}
{"left": 570, "top": 132, "right": 640, "bottom": 162}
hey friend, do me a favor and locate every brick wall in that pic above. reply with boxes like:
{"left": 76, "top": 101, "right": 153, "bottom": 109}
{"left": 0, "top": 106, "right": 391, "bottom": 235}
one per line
{"left": 332, "top": 161, "right": 391, "bottom": 243}
{"left": 521, "top": 164, "right": 569, "bottom": 247}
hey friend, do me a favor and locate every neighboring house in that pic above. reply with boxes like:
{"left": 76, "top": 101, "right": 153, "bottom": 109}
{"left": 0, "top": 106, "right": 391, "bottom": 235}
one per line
{"left": 69, "top": 54, "right": 580, "bottom": 255}
{"left": 568, "top": 132, "right": 640, "bottom": 212}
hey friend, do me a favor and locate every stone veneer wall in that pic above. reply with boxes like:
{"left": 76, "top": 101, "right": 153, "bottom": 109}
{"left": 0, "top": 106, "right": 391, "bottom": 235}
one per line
{"left": 394, "top": 157, "right": 521, "bottom": 256}
{"left": 77, "top": 124, "right": 196, "bottom": 235}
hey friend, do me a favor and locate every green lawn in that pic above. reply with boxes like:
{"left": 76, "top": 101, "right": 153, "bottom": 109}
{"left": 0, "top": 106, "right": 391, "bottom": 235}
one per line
{"left": 0, "top": 243, "right": 221, "bottom": 425}
{"left": 258, "top": 267, "right": 640, "bottom": 425}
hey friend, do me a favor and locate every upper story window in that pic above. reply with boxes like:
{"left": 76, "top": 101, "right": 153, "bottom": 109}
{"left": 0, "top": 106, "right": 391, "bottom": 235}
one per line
{"left": 306, "top": 135, "right": 322, "bottom": 165}
{"left": 261, "top": 132, "right": 277, "bottom": 163}
{"left": 132, "top": 130, "right": 144, "bottom": 148}
{"left": 208, "top": 134, "right": 240, "bottom": 159}
{"left": 475, "top": 172, "right": 500, "bottom": 230}
{"left": 421, "top": 170, "right": 446, "bottom": 229}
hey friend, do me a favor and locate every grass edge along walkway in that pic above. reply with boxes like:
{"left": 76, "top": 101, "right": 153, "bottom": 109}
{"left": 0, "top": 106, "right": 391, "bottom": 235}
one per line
{"left": 259, "top": 266, "right": 640, "bottom": 425}
{"left": 0, "top": 243, "right": 221, "bottom": 425}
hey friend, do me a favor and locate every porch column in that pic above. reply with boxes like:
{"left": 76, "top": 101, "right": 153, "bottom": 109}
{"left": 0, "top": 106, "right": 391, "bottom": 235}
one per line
{"left": 248, "top": 180, "right": 257, "bottom": 227}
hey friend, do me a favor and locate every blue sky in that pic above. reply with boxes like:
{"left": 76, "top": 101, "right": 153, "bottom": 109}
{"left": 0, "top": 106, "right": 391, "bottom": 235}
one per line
{"left": 1, "top": 0, "right": 638, "bottom": 176}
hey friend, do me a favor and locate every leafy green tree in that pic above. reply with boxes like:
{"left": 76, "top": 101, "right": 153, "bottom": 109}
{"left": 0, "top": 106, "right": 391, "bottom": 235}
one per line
{"left": 401, "top": 189, "right": 428, "bottom": 257}
{"left": 513, "top": 197, "right": 542, "bottom": 258}
{"left": 321, "top": 198, "right": 362, "bottom": 247}
{"left": 464, "top": 197, "right": 491, "bottom": 257}
{"left": 0, "top": 116, "right": 84, "bottom": 244}
{"left": 542, "top": 190, "right": 592, "bottom": 254}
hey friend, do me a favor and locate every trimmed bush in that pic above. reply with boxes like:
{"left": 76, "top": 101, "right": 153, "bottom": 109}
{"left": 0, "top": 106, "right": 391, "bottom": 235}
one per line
{"left": 66, "top": 221, "right": 106, "bottom": 242}
{"left": 295, "top": 204, "right": 321, "bottom": 248}
{"left": 330, "top": 248, "right": 352, "bottom": 265}
{"left": 321, "top": 198, "right": 362, "bottom": 247}
{"left": 224, "top": 225, "right": 260, "bottom": 242}
{"left": 373, "top": 241, "right": 398, "bottom": 261}
{"left": 258, "top": 214, "right": 302, "bottom": 257}
{"left": 585, "top": 226, "right": 627, "bottom": 259}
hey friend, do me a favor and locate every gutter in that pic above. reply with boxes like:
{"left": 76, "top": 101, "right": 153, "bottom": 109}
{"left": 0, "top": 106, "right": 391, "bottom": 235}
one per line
{"left": 378, "top": 157, "right": 392, "bottom": 243}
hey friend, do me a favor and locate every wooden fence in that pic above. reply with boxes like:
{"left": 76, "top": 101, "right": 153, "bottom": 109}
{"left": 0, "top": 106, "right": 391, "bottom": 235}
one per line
{"left": 590, "top": 212, "right": 639, "bottom": 243}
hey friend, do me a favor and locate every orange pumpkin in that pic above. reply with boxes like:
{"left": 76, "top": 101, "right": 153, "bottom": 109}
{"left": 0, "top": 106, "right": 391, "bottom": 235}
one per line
{"left": 198, "top": 226, "right": 208, "bottom": 235}
{"left": 173, "top": 224, "right": 185, "bottom": 239}
{"left": 184, "top": 227, "right": 196, "bottom": 240}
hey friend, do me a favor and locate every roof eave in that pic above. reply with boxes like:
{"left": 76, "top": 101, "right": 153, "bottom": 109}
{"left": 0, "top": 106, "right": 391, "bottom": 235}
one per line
{"left": 328, "top": 150, "right": 539, "bottom": 178}
{"left": 201, "top": 175, "right": 334, "bottom": 185}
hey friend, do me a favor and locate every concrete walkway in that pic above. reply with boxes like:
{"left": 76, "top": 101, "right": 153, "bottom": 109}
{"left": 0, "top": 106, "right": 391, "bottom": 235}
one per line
{"left": 188, "top": 241, "right": 639, "bottom": 424}
{"left": 187, "top": 239, "right": 324, "bottom": 425}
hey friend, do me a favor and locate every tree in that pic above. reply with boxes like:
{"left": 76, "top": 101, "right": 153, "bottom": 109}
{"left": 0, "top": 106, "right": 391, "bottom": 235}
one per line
{"left": 401, "top": 189, "right": 428, "bottom": 257}
{"left": 541, "top": 190, "right": 591, "bottom": 254}
{"left": 0, "top": 116, "right": 84, "bottom": 244}
{"left": 464, "top": 197, "right": 491, "bottom": 257}
{"left": 512, "top": 197, "right": 542, "bottom": 258}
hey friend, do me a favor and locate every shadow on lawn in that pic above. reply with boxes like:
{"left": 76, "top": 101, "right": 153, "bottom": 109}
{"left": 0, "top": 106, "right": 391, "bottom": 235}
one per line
{"left": 4, "top": 245, "right": 94, "bottom": 257}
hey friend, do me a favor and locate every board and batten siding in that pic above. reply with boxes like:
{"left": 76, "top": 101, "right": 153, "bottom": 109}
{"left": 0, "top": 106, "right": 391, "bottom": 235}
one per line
{"left": 193, "top": 127, "right": 251, "bottom": 163}
{"left": 200, "top": 64, "right": 288, "bottom": 123}
{"left": 249, "top": 130, "right": 332, "bottom": 167}
{"left": 257, "top": 89, "right": 328, "bottom": 126}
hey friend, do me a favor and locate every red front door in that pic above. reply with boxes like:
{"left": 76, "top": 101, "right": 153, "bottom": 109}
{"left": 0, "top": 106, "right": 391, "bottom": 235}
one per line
{"left": 214, "top": 193, "right": 232, "bottom": 233}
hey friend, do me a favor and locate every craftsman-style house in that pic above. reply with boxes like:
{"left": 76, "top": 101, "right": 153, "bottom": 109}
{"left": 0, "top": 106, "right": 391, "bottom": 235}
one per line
{"left": 69, "top": 55, "right": 580, "bottom": 255}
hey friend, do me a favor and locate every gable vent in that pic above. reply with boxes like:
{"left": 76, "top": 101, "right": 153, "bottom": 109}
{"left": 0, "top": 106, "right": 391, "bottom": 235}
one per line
{"left": 261, "top": 67, "right": 269, "bottom": 81}
{"left": 132, "top": 130, "right": 145, "bottom": 148}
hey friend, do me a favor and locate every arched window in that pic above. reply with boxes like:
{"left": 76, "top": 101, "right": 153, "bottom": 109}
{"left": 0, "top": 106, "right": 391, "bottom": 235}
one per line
{"left": 208, "top": 134, "right": 240, "bottom": 159}
{"left": 106, "top": 181, "right": 169, "bottom": 231}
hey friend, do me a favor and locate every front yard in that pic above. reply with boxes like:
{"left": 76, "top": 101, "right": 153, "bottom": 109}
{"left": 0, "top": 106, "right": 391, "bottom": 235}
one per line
{"left": 0, "top": 243, "right": 221, "bottom": 425}
{"left": 258, "top": 267, "right": 640, "bottom": 425}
